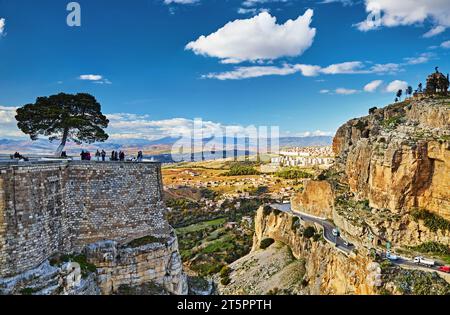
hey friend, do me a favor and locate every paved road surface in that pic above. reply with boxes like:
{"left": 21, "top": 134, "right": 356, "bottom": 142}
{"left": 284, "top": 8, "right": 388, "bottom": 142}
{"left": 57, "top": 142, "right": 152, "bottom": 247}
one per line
{"left": 270, "top": 203, "right": 355, "bottom": 254}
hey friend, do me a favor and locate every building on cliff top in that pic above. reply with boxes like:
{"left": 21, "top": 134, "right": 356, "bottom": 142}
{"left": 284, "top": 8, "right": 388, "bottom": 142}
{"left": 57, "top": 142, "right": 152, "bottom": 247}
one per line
{"left": 425, "top": 67, "right": 449, "bottom": 95}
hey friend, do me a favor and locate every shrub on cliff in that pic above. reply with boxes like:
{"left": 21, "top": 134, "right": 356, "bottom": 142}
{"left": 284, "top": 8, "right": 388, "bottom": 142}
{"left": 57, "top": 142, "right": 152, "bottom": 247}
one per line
{"left": 409, "top": 242, "right": 450, "bottom": 256}
{"left": 219, "top": 265, "right": 232, "bottom": 286}
{"left": 263, "top": 205, "right": 273, "bottom": 216}
{"left": 303, "top": 226, "right": 316, "bottom": 239}
{"left": 382, "top": 116, "right": 403, "bottom": 130}
{"left": 220, "top": 276, "right": 231, "bottom": 286}
{"left": 291, "top": 216, "right": 300, "bottom": 230}
{"left": 410, "top": 209, "right": 450, "bottom": 232}
{"left": 220, "top": 265, "right": 231, "bottom": 278}
{"left": 260, "top": 238, "right": 275, "bottom": 249}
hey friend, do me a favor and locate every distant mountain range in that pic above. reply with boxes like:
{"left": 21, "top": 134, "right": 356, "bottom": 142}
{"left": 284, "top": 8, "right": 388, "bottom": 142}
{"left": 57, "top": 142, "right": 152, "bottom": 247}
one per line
{"left": 0, "top": 136, "right": 333, "bottom": 156}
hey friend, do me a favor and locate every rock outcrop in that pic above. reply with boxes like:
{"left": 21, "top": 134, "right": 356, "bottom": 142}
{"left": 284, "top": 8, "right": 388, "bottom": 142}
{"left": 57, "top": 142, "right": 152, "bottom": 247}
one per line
{"left": 291, "top": 180, "right": 334, "bottom": 219}
{"left": 251, "top": 207, "right": 378, "bottom": 294}
{"left": 217, "top": 207, "right": 379, "bottom": 295}
{"left": 222, "top": 206, "right": 450, "bottom": 295}
{"left": 333, "top": 97, "right": 450, "bottom": 220}
{"left": 84, "top": 233, "right": 187, "bottom": 295}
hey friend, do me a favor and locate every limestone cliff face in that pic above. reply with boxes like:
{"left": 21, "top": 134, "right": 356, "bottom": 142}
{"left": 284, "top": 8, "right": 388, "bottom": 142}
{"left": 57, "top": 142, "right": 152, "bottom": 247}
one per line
{"left": 84, "top": 232, "right": 187, "bottom": 295}
{"left": 252, "top": 207, "right": 378, "bottom": 295}
{"left": 333, "top": 98, "right": 450, "bottom": 220}
{"left": 243, "top": 207, "right": 450, "bottom": 295}
{"left": 291, "top": 180, "right": 334, "bottom": 219}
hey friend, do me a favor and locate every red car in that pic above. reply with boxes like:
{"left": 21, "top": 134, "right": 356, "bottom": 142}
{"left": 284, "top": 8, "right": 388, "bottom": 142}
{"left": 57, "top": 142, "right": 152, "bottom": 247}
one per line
{"left": 438, "top": 266, "right": 450, "bottom": 273}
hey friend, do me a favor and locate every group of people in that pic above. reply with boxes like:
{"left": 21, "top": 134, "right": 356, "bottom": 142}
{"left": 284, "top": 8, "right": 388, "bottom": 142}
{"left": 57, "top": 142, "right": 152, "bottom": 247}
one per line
{"left": 80, "top": 150, "right": 110, "bottom": 161}
{"left": 79, "top": 150, "right": 144, "bottom": 162}
{"left": 109, "top": 150, "right": 125, "bottom": 162}
{"left": 10, "top": 152, "right": 29, "bottom": 161}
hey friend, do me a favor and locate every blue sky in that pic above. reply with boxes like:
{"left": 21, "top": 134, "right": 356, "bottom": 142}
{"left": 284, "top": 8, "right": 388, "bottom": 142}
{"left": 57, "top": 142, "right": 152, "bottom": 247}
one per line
{"left": 0, "top": 0, "right": 449, "bottom": 141}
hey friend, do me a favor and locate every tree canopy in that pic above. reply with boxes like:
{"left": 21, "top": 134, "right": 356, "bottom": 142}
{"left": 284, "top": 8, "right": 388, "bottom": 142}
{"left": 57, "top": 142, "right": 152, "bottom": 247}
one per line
{"left": 15, "top": 93, "right": 109, "bottom": 155}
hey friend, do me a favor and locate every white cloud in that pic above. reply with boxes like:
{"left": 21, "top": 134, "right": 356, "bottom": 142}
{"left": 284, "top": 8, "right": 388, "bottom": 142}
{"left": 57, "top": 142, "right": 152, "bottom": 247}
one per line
{"left": 321, "top": 61, "right": 365, "bottom": 74}
{"left": 203, "top": 64, "right": 300, "bottom": 80}
{"left": 0, "top": 106, "right": 333, "bottom": 144}
{"left": 186, "top": 10, "right": 316, "bottom": 63}
{"left": 335, "top": 88, "right": 359, "bottom": 95}
{"left": 441, "top": 40, "right": 450, "bottom": 48}
{"left": 0, "top": 106, "right": 25, "bottom": 139}
{"left": 164, "top": 0, "right": 199, "bottom": 4}
{"left": 319, "top": 88, "right": 359, "bottom": 95}
{"left": 369, "top": 63, "right": 402, "bottom": 74}
{"left": 203, "top": 60, "right": 401, "bottom": 80}
{"left": 0, "top": 18, "right": 5, "bottom": 35}
{"left": 364, "top": 80, "right": 383, "bottom": 92}
{"left": 79, "top": 74, "right": 112, "bottom": 84}
{"left": 237, "top": 7, "right": 269, "bottom": 15}
{"left": 242, "top": 0, "right": 287, "bottom": 7}
{"left": 403, "top": 53, "right": 433, "bottom": 65}
{"left": 320, "top": 0, "right": 353, "bottom": 5}
{"left": 423, "top": 25, "right": 446, "bottom": 38}
{"left": 295, "top": 64, "right": 323, "bottom": 77}
{"left": 79, "top": 74, "right": 103, "bottom": 81}
{"left": 386, "top": 80, "right": 408, "bottom": 93}
{"left": 295, "top": 130, "right": 334, "bottom": 137}
{"left": 107, "top": 114, "right": 265, "bottom": 141}
{"left": 356, "top": 0, "right": 450, "bottom": 36}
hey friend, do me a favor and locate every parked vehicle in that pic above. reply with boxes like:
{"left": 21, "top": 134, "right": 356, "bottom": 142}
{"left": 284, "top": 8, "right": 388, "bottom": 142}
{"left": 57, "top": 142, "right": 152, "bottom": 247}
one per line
{"left": 413, "top": 256, "right": 435, "bottom": 266}
{"left": 332, "top": 229, "right": 340, "bottom": 237}
{"left": 438, "top": 266, "right": 450, "bottom": 273}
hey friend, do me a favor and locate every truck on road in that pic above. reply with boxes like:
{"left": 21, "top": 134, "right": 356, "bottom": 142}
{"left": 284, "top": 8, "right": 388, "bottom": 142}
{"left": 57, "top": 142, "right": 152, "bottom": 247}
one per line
{"left": 413, "top": 256, "right": 435, "bottom": 267}
{"left": 438, "top": 266, "right": 450, "bottom": 273}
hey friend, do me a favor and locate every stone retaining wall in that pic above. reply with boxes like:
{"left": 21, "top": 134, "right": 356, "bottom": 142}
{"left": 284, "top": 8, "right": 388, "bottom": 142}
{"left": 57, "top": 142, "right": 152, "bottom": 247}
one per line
{"left": 0, "top": 161, "right": 170, "bottom": 278}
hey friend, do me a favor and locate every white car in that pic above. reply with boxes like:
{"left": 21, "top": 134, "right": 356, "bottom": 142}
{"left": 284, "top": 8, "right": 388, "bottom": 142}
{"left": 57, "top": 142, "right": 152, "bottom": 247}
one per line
{"left": 332, "top": 229, "right": 340, "bottom": 237}
{"left": 386, "top": 253, "right": 398, "bottom": 261}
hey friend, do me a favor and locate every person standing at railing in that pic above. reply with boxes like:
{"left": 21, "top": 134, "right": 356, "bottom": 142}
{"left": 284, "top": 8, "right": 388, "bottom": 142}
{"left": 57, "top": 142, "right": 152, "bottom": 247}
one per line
{"left": 101, "top": 150, "right": 106, "bottom": 162}
{"left": 95, "top": 150, "right": 101, "bottom": 162}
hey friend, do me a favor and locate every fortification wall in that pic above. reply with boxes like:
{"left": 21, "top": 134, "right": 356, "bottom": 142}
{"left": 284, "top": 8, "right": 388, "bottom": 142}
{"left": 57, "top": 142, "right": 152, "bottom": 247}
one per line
{"left": 0, "top": 161, "right": 170, "bottom": 278}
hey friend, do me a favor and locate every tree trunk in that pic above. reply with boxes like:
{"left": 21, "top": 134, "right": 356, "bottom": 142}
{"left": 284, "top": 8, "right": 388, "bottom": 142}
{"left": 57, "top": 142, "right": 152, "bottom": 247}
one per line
{"left": 55, "top": 128, "right": 69, "bottom": 157}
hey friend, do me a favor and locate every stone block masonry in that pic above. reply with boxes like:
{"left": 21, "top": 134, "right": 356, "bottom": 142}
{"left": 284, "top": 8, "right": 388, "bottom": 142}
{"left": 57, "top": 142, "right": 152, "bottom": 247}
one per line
{"left": 0, "top": 161, "right": 186, "bottom": 295}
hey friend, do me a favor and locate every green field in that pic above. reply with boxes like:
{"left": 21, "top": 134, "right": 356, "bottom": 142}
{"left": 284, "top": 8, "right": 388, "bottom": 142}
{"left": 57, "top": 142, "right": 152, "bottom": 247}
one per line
{"left": 176, "top": 217, "right": 227, "bottom": 234}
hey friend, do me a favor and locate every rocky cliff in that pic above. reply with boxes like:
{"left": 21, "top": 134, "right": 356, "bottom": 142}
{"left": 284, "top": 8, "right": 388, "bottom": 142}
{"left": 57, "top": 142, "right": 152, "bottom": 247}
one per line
{"left": 221, "top": 96, "right": 450, "bottom": 295}
{"left": 217, "top": 206, "right": 450, "bottom": 295}
{"left": 291, "top": 180, "right": 335, "bottom": 219}
{"left": 333, "top": 97, "right": 449, "bottom": 219}
{"left": 329, "top": 97, "right": 450, "bottom": 249}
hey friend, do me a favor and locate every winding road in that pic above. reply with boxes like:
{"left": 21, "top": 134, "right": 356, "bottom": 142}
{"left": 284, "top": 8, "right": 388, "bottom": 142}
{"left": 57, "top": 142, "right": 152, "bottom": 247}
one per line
{"left": 270, "top": 203, "right": 355, "bottom": 254}
{"left": 270, "top": 203, "right": 450, "bottom": 279}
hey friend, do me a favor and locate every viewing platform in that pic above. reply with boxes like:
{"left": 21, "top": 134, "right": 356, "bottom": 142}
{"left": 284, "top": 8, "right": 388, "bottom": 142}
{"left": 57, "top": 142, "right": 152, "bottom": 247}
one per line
{"left": 0, "top": 155, "right": 160, "bottom": 168}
